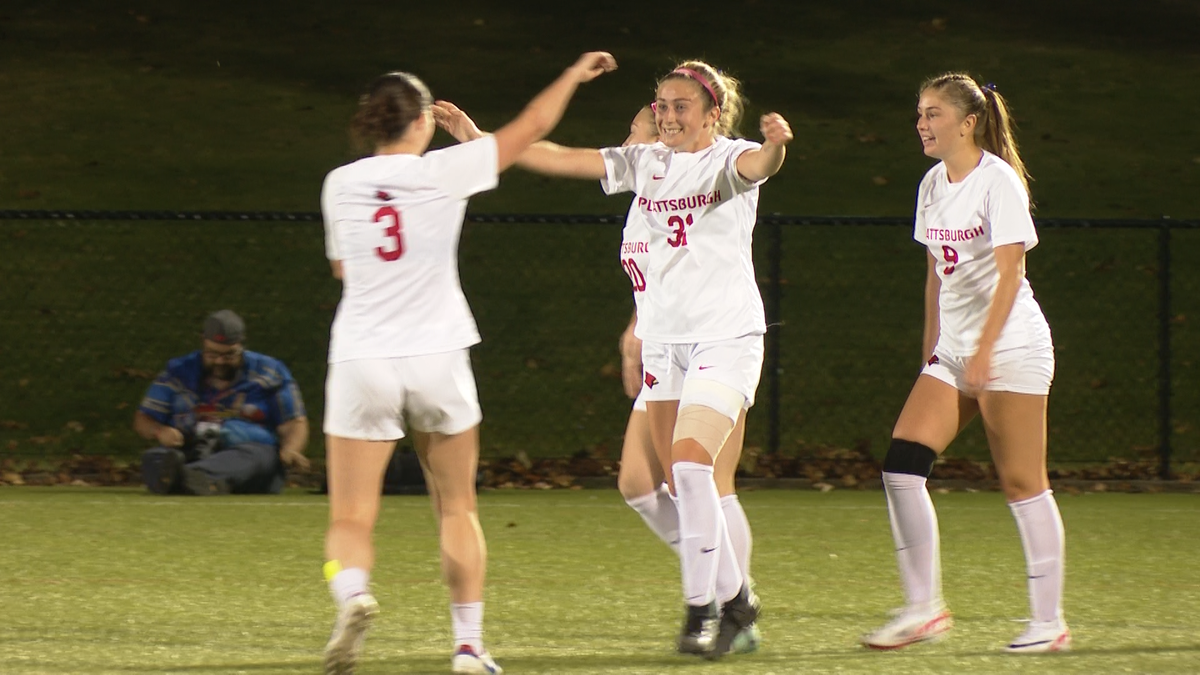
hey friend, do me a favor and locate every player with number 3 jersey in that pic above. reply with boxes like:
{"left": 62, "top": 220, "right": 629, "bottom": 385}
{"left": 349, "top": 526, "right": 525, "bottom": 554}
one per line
{"left": 318, "top": 51, "right": 616, "bottom": 675}
{"left": 862, "top": 73, "right": 1069, "bottom": 656}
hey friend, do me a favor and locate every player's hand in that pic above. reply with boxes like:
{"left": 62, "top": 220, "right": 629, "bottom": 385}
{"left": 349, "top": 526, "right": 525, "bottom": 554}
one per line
{"left": 432, "top": 100, "right": 485, "bottom": 143}
{"left": 964, "top": 350, "right": 992, "bottom": 393}
{"left": 569, "top": 51, "right": 617, "bottom": 83}
{"left": 760, "top": 113, "right": 793, "bottom": 146}
{"left": 280, "top": 448, "right": 311, "bottom": 471}
{"left": 619, "top": 327, "right": 643, "bottom": 399}
{"left": 156, "top": 426, "right": 184, "bottom": 448}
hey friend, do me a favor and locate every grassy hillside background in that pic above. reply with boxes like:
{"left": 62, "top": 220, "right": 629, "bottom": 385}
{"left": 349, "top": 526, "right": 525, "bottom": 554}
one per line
{"left": 1, "top": 0, "right": 1197, "bottom": 466}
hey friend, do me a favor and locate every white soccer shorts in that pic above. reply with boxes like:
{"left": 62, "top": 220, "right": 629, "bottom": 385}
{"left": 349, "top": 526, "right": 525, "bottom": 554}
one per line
{"left": 639, "top": 334, "right": 764, "bottom": 417}
{"left": 323, "top": 350, "right": 483, "bottom": 441}
{"left": 922, "top": 343, "right": 1055, "bottom": 396}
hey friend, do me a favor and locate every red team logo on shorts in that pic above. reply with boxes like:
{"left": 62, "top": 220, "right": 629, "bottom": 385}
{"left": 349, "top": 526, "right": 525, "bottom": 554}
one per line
{"left": 644, "top": 372, "right": 658, "bottom": 389}
{"left": 926, "top": 355, "right": 940, "bottom": 366}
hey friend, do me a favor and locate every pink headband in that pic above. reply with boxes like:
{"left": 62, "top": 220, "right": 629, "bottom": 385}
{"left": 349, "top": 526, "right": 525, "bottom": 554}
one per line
{"left": 670, "top": 68, "right": 720, "bottom": 109}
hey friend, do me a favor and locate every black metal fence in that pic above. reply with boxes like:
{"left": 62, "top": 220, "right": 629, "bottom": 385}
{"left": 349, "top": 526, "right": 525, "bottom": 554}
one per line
{"left": 1, "top": 211, "right": 1196, "bottom": 475}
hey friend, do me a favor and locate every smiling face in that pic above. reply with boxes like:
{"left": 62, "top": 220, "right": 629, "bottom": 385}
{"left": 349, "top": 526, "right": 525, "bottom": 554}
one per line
{"left": 654, "top": 79, "right": 719, "bottom": 152}
{"left": 915, "top": 89, "right": 977, "bottom": 160}
{"left": 622, "top": 106, "right": 658, "bottom": 146}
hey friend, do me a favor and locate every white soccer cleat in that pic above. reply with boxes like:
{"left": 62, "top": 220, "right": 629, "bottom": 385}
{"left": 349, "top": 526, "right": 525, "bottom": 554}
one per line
{"left": 861, "top": 604, "right": 953, "bottom": 650}
{"left": 451, "top": 645, "right": 504, "bottom": 674}
{"left": 1005, "top": 619, "right": 1071, "bottom": 653}
{"left": 323, "top": 593, "right": 380, "bottom": 675}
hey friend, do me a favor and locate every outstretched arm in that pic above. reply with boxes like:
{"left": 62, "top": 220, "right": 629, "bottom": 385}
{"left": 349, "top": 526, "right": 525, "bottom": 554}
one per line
{"left": 430, "top": 104, "right": 605, "bottom": 179}
{"left": 432, "top": 52, "right": 616, "bottom": 174}
{"left": 517, "top": 140, "right": 607, "bottom": 179}
{"left": 736, "top": 113, "right": 793, "bottom": 183}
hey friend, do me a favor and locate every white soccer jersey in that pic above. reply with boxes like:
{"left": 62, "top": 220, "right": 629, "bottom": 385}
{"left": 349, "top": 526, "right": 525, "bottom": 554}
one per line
{"left": 914, "top": 151, "right": 1052, "bottom": 357}
{"left": 600, "top": 136, "right": 767, "bottom": 343}
{"left": 321, "top": 136, "right": 499, "bottom": 362}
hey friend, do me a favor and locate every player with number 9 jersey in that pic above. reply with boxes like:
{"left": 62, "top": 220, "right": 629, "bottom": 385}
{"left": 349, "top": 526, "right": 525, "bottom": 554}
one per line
{"left": 914, "top": 151, "right": 1052, "bottom": 360}
{"left": 862, "top": 73, "right": 1069, "bottom": 657}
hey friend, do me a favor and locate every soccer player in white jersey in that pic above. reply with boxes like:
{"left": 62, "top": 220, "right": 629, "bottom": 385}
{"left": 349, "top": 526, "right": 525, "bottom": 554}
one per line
{"left": 318, "top": 51, "right": 616, "bottom": 675}
{"left": 613, "top": 105, "right": 760, "bottom": 655}
{"left": 439, "top": 60, "right": 792, "bottom": 659}
{"left": 861, "top": 73, "right": 1069, "bottom": 655}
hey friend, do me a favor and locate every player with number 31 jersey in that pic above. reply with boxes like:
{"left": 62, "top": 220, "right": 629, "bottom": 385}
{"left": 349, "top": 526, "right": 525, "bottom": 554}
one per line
{"left": 603, "top": 133, "right": 767, "bottom": 343}
{"left": 473, "top": 59, "right": 792, "bottom": 660}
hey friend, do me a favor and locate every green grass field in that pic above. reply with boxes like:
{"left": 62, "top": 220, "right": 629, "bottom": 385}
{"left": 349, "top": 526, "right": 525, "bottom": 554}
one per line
{"left": 2, "top": 1, "right": 1199, "bottom": 465}
{"left": 1, "top": 488, "right": 1198, "bottom": 674}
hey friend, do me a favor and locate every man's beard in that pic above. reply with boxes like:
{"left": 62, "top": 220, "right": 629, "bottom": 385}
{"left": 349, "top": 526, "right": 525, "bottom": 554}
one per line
{"left": 206, "top": 363, "right": 238, "bottom": 381}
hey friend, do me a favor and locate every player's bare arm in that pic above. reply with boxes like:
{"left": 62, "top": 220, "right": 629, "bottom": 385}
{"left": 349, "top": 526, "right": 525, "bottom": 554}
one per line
{"left": 922, "top": 251, "right": 941, "bottom": 363}
{"left": 516, "top": 141, "right": 607, "bottom": 179}
{"left": 736, "top": 113, "right": 793, "bottom": 182}
{"left": 964, "top": 243, "right": 1025, "bottom": 390}
{"left": 619, "top": 310, "right": 642, "bottom": 399}
{"left": 491, "top": 51, "right": 616, "bottom": 172}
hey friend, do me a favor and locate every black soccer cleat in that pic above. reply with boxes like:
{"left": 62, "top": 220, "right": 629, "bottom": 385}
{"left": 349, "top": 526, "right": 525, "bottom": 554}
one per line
{"left": 676, "top": 601, "right": 719, "bottom": 656}
{"left": 707, "top": 585, "right": 761, "bottom": 660}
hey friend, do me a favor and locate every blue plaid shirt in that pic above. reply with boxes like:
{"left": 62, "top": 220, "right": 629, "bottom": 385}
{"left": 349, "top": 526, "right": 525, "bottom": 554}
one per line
{"left": 138, "top": 350, "right": 306, "bottom": 449}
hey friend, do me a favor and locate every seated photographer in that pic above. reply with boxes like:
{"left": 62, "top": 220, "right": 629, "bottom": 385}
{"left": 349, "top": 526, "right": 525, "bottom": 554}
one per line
{"left": 134, "top": 310, "right": 310, "bottom": 495}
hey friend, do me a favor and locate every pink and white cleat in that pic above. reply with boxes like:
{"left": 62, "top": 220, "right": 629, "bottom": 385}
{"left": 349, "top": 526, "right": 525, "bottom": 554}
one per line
{"left": 861, "top": 604, "right": 953, "bottom": 650}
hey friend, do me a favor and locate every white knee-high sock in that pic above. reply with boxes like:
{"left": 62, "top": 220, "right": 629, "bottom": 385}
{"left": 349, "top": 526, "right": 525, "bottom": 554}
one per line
{"left": 721, "top": 494, "right": 753, "bottom": 583}
{"left": 327, "top": 567, "right": 370, "bottom": 608}
{"left": 673, "top": 462, "right": 724, "bottom": 607}
{"left": 625, "top": 483, "right": 681, "bottom": 554}
{"left": 1009, "top": 489, "right": 1065, "bottom": 623}
{"left": 714, "top": 515, "right": 744, "bottom": 605}
{"left": 882, "top": 471, "right": 942, "bottom": 609}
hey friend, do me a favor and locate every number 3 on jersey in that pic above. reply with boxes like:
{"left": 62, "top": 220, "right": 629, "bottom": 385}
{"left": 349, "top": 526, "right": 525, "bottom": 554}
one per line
{"left": 374, "top": 206, "right": 404, "bottom": 262}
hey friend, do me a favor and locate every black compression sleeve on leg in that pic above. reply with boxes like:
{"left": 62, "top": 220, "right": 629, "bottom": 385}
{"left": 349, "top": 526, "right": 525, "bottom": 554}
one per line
{"left": 882, "top": 438, "right": 938, "bottom": 477}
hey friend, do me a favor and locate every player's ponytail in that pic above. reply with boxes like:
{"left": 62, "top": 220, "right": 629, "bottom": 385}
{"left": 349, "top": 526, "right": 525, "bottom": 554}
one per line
{"left": 351, "top": 72, "right": 432, "bottom": 152}
{"left": 978, "top": 86, "right": 1031, "bottom": 200}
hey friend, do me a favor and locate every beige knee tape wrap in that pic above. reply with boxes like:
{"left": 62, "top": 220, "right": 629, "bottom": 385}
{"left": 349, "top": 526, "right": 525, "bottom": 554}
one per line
{"left": 673, "top": 405, "right": 735, "bottom": 460}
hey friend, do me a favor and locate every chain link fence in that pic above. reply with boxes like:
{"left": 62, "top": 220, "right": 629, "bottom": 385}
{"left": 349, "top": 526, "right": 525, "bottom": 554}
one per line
{"left": 1, "top": 213, "right": 1195, "bottom": 472}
